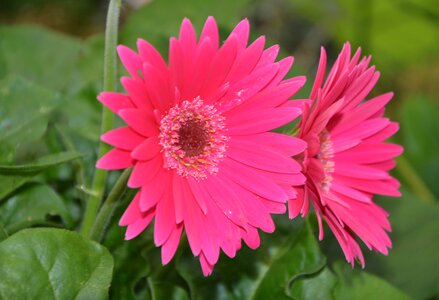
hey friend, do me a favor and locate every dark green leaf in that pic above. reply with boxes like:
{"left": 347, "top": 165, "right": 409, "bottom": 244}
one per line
{"left": 333, "top": 262, "right": 410, "bottom": 300}
{"left": 0, "top": 25, "right": 83, "bottom": 92}
{"left": 0, "top": 75, "right": 60, "bottom": 148}
{"left": 290, "top": 267, "right": 337, "bottom": 300}
{"left": 0, "top": 174, "right": 35, "bottom": 203}
{"left": 0, "top": 224, "right": 7, "bottom": 242}
{"left": 0, "top": 151, "right": 82, "bottom": 175}
{"left": 248, "top": 222, "right": 325, "bottom": 300}
{"left": 365, "top": 191, "right": 439, "bottom": 299}
{"left": 0, "top": 183, "right": 74, "bottom": 232}
{"left": 0, "top": 228, "right": 114, "bottom": 300}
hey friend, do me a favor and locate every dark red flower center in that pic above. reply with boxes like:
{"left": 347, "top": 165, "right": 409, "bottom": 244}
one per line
{"left": 177, "top": 119, "right": 210, "bottom": 157}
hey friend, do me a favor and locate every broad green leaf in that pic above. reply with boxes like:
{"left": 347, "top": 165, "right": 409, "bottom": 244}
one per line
{"left": 0, "top": 224, "right": 7, "bottom": 242}
{"left": 365, "top": 191, "right": 439, "bottom": 299}
{"left": 332, "top": 262, "right": 410, "bottom": 300}
{"left": 0, "top": 174, "right": 35, "bottom": 203}
{"left": 0, "top": 183, "right": 74, "bottom": 232}
{"left": 58, "top": 35, "right": 105, "bottom": 142}
{"left": 0, "top": 25, "right": 83, "bottom": 92}
{"left": 290, "top": 267, "right": 337, "bottom": 300}
{"left": 0, "top": 76, "right": 60, "bottom": 148}
{"left": 248, "top": 222, "right": 325, "bottom": 300}
{"left": 0, "top": 228, "right": 114, "bottom": 300}
{"left": 0, "top": 151, "right": 82, "bottom": 203}
{"left": 76, "top": 34, "right": 105, "bottom": 90}
{"left": 0, "top": 151, "right": 82, "bottom": 175}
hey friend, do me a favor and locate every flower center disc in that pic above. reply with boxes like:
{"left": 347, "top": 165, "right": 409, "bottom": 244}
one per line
{"left": 177, "top": 119, "right": 209, "bottom": 157}
{"left": 159, "top": 98, "right": 228, "bottom": 180}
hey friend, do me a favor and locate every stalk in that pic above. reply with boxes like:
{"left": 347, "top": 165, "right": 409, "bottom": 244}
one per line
{"left": 81, "top": 0, "right": 122, "bottom": 236}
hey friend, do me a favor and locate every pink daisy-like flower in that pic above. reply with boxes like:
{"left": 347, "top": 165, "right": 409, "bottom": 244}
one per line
{"left": 97, "top": 17, "right": 306, "bottom": 275}
{"left": 289, "top": 43, "right": 403, "bottom": 266}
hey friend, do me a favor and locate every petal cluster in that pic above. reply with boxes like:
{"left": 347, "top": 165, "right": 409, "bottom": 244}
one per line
{"left": 291, "top": 43, "right": 403, "bottom": 266}
{"left": 97, "top": 17, "right": 306, "bottom": 275}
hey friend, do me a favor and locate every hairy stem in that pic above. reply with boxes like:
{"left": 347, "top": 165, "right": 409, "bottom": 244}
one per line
{"left": 81, "top": 0, "right": 122, "bottom": 236}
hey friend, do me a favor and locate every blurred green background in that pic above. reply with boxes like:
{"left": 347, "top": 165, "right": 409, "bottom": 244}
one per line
{"left": 0, "top": 0, "right": 438, "bottom": 299}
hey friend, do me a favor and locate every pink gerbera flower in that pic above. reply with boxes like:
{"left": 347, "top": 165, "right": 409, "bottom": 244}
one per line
{"left": 97, "top": 17, "right": 306, "bottom": 275}
{"left": 289, "top": 43, "right": 403, "bottom": 266}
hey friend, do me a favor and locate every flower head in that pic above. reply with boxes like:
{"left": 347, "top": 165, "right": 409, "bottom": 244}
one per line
{"left": 97, "top": 17, "right": 306, "bottom": 275}
{"left": 290, "top": 43, "right": 403, "bottom": 266}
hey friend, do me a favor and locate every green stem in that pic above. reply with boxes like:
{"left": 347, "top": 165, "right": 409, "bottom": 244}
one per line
{"left": 396, "top": 155, "right": 436, "bottom": 203}
{"left": 90, "top": 168, "right": 131, "bottom": 242}
{"left": 81, "top": 0, "right": 122, "bottom": 236}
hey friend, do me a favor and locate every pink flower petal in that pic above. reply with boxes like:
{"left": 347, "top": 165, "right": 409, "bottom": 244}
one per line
{"left": 232, "top": 133, "right": 307, "bottom": 157}
{"left": 161, "top": 224, "right": 183, "bottom": 265}
{"left": 227, "top": 107, "right": 301, "bottom": 135}
{"left": 101, "top": 126, "right": 144, "bottom": 151}
{"left": 139, "top": 170, "right": 169, "bottom": 212}
{"left": 220, "top": 159, "right": 288, "bottom": 202}
{"left": 137, "top": 39, "right": 168, "bottom": 76}
{"left": 119, "top": 108, "right": 159, "bottom": 137}
{"left": 199, "top": 252, "right": 214, "bottom": 276}
{"left": 200, "top": 34, "right": 238, "bottom": 98}
{"left": 154, "top": 185, "right": 176, "bottom": 246}
{"left": 131, "top": 136, "right": 160, "bottom": 161}
{"left": 120, "top": 77, "right": 153, "bottom": 111}
{"left": 125, "top": 209, "right": 155, "bottom": 240}
{"left": 117, "top": 45, "right": 142, "bottom": 79}
{"left": 119, "top": 191, "right": 142, "bottom": 226}
{"left": 199, "top": 16, "right": 219, "bottom": 49}
{"left": 96, "top": 148, "right": 133, "bottom": 170}
{"left": 128, "top": 157, "right": 162, "bottom": 188}
{"left": 97, "top": 92, "right": 134, "bottom": 113}
{"left": 226, "top": 36, "right": 265, "bottom": 83}
{"left": 241, "top": 226, "right": 260, "bottom": 249}
{"left": 228, "top": 139, "right": 301, "bottom": 173}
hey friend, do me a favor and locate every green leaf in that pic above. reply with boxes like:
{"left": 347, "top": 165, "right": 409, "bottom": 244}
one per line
{"left": 0, "top": 151, "right": 82, "bottom": 175}
{"left": 290, "top": 267, "right": 337, "bottom": 300}
{"left": 0, "top": 174, "right": 35, "bottom": 203}
{"left": 332, "top": 262, "right": 410, "bottom": 300}
{"left": 365, "top": 191, "right": 439, "bottom": 299}
{"left": 0, "top": 25, "right": 83, "bottom": 92}
{"left": 0, "top": 183, "right": 74, "bottom": 232}
{"left": 0, "top": 151, "right": 82, "bottom": 203}
{"left": 0, "top": 75, "right": 60, "bottom": 148}
{"left": 0, "top": 228, "right": 114, "bottom": 300}
{"left": 0, "top": 224, "right": 7, "bottom": 242}
{"left": 248, "top": 222, "right": 325, "bottom": 300}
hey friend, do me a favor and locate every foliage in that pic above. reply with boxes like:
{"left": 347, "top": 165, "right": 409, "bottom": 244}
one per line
{"left": 0, "top": 0, "right": 437, "bottom": 298}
